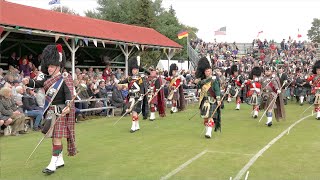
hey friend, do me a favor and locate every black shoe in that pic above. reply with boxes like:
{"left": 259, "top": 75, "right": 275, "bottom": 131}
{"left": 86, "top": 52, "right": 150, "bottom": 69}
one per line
{"left": 0, "top": 125, "right": 6, "bottom": 130}
{"left": 130, "top": 129, "right": 136, "bottom": 133}
{"left": 253, "top": 115, "right": 258, "bottom": 119}
{"left": 170, "top": 110, "right": 174, "bottom": 114}
{"left": 19, "top": 131, "right": 28, "bottom": 134}
{"left": 316, "top": 117, "right": 320, "bottom": 120}
{"left": 205, "top": 135, "right": 211, "bottom": 139}
{"left": 143, "top": 116, "right": 148, "bottom": 120}
{"left": 42, "top": 168, "right": 55, "bottom": 175}
{"left": 56, "top": 164, "right": 64, "bottom": 169}
{"left": 266, "top": 122, "right": 273, "bottom": 127}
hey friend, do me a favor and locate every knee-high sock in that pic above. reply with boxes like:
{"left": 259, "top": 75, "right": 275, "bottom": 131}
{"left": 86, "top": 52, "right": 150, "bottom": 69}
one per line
{"left": 315, "top": 107, "right": 320, "bottom": 118}
{"left": 266, "top": 112, "right": 272, "bottom": 124}
{"left": 300, "top": 96, "right": 304, "bottom": 104}
{"left": 150, "top": 106, "right": 156, "bottom": 112}
{"left": 52, "top": 145, "right": 63, "bottom": 156}
{"left": 204, "top": 119, "right": 214, "bottom": 127}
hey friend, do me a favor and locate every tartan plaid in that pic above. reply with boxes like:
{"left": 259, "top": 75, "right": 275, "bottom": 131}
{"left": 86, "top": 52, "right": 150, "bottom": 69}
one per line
{"left": 44, "top": 74, "right": 77, "bottom": 156}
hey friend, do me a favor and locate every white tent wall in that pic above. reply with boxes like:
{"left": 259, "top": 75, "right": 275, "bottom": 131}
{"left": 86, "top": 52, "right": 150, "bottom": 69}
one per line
{"left": 157, "top": 59, "right": 194, "bottom": 71}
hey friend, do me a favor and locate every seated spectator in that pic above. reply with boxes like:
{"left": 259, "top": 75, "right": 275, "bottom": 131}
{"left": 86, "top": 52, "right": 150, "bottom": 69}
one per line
{"left": 121, "top": 85, "right": 128, "bottom": 99}
{"left": 0, "top": 87, "right": 26, "bottom": 136}
{"left": 0, "top": 112, "right": 13, "bottom": 135}
{"left": 111, "top": 84, "right": 127, "bottom": 115}
{"left": 22, "top": 87, "right": 44, "bottom": 131}
{"left": 75, "top": 80, "right": 90, "bottom": 119}
{"left": 13, "top": 85, "right": 24, "bottom": 107}
{"left": 35, "top": 88, "right": 45, "bottom": 108}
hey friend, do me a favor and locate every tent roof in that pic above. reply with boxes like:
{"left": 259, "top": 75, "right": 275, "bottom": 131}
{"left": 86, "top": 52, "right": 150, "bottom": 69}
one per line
{"left": 0, "top": 0, "right": 182, "bottom": 49}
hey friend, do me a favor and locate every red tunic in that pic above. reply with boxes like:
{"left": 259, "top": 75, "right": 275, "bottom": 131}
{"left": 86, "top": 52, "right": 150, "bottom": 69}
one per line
{"left": 147, "top": 76, "right": 158, "bottom": 104}
{"left": 246, "top": 80, "right": 262, "bottom": 97}
{"left": 307, "top": 75, "right": 320, "bottom": 94}
{"left": 166, "top": 76, "right": 181, "bottom": 88}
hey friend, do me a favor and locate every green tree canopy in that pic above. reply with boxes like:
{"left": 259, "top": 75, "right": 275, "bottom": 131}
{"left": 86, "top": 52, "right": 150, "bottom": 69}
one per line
{"left": 307, "top": 18, "right": 320, "bottom": 43}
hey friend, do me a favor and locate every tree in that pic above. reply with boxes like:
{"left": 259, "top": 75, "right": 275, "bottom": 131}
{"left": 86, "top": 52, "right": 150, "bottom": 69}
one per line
{"left": 133, "top": 0, "right": 155, "bottom": 27}
{"left": 51, "top": 6, "right": 79, "bottom": 16}
{"left": 307, "top": 18, "right": 320, "bottom": 43}
{"left": 85, "top": 9, "right": 102, "bottom": 19}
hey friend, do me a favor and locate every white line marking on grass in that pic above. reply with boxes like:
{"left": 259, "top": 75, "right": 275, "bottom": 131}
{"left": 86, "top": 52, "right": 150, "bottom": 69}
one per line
{"left": 207, "top": 151, "right": 255, "bottom": 156}
{"left": 245, "top": 171, "right": 249, "bottom": 180}
{"left": 160, "top": 150, "right": 208, "bottom": 180}
{"left": 233, "top": 114, "right": 312, "bottom": 180}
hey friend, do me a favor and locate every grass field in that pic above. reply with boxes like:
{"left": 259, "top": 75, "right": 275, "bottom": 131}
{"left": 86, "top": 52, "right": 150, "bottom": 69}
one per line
{"left": 1, "top": 101, "right": 320, "bottom": 180}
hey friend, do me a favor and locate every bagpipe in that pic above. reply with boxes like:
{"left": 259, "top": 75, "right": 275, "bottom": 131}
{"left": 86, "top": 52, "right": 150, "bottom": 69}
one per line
{"left": 167, "top": 72, "right": 184, "bottom": 101}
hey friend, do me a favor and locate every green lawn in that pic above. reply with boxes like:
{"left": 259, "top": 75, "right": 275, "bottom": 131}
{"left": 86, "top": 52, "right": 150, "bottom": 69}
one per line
{"left": 1, "top": 101, "right": 319, "bottom": 180}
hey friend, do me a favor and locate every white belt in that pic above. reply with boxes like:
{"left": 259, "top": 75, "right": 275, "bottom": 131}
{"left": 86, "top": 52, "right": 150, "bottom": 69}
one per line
{"left": 250, "top": 88, "right": 261, "bottom": 93}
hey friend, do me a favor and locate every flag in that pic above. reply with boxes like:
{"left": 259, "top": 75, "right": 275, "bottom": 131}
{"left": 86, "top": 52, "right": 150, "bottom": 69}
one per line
{"left": 257, "top": 31, "right": 263, "bottom": 37}
{"left": 297, "top": 29, "right": 302, "bottom": 38}
{"left": 177, "top": 30, "right": 188, "bottom": 39}
{"left": 49, "top": 0, "right": 60, "bottom": 5}
{"left": 214, "top": 26, "right": 226, "bottom": 36}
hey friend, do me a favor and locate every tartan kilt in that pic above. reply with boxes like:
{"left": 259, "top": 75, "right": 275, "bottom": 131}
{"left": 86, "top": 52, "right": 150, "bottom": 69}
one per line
{"left": 149, "top": 94, "right": 158, "bottom": 104}
{"left": 171, "top": 91, "right": 179, "bottom": 101}
{"left": 52, "top": 104, "right": 76, "bottom": 138}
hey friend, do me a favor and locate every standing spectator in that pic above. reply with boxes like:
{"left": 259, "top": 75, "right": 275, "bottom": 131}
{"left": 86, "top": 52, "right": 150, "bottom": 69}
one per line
{"left": 102, "top": 62, "right": 112, "bottom": 81}
{"left": 19, "top": 58, "right": 32, "bottom": 77}
{"left": 8, "top": 52, "right": 19, "bottom": 68}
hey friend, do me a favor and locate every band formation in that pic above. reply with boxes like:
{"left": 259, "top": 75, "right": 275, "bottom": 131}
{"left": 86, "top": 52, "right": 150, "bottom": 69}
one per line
{"left": 18, "top": 44, "right": 320, "bottom": 175}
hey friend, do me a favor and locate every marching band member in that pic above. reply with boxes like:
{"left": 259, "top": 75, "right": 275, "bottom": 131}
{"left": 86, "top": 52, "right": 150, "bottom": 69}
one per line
{"left": 261, "top": 66, "right": 286, "bottom": 126}
{"left": 230, "top": 65, "right": 245, "bottom": 110}
{"left": 307, "top": 61, "right": 320, "bottom": 120}
{"left": 146, "top": 67, "right": 166, "bottom": 120}
{"left": 119, "top": 56, "right": 148, "bottom": 133}
{"left": 195, "top": 57, "right": 221, "bottom": 138}
{"left": 22, "top": 44, "right": 76, "bottom": 174}
{"left": 245, "top": 67, "right": 262, "bottom": 118}
{"left": 166, "top": 64, "right": 185, "bottom": 114}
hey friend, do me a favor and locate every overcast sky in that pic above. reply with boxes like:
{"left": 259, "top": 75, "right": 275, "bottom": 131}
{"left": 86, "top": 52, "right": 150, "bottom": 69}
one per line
{"left": 6, "top": 0, "right": 320, "bottom": 43}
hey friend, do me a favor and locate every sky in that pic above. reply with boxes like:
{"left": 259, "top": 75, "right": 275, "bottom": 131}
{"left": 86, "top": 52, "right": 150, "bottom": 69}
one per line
{"left": 6, "top": 0, "right": 320, "bottom": 43}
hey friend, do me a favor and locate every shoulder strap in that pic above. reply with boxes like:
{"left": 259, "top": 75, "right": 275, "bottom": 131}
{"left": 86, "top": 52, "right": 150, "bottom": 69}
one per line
{"left": 43, "top": 77, "right": 64, "bottom": 114}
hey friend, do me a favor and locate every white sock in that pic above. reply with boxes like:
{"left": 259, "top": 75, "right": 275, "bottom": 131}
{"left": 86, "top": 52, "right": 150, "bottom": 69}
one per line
{"left": 150, "top": 112, "right": 155, "bottom": 120}
{"left": 205, "top": 126, "right": 212, "bottom": 138}
{"left": 131, "top": 121, "right": 136, "bottom": 131}
{"left": 300, "top": 96, "right": 304, "bottom": 103}
{"left": 46, "top": 156, "right": 58, "bottom": 171}
{"left": 56, "top": 152, "right": 64, "bottom": 167}
{"left": 135, "top": 121, "right": 140, "bottom": 130}
{"left": 266, "top": 117, "right": 272, "bottom": 124}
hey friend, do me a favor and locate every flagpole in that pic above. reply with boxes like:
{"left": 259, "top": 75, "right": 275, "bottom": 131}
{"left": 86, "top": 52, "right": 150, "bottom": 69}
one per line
{"left": 187, "top": 34, "right": 189, "bottom": 70}
{"left": 60, "top": 4, "right": 62, "bottom": 13}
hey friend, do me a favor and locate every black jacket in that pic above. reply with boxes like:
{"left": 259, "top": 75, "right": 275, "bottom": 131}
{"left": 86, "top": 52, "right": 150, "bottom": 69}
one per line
{"left": 22, "top": 94, "right": 42, "bottom": 111}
